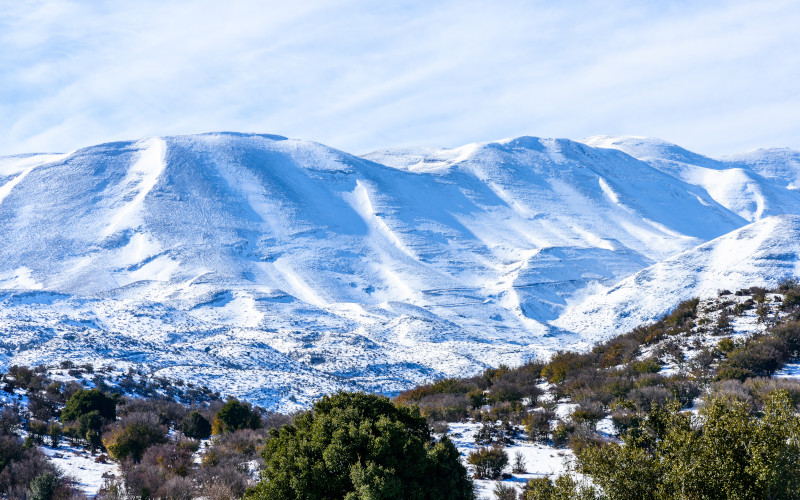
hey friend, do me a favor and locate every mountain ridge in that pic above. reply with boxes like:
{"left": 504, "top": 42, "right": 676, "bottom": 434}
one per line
{"left": 1, "top": 131, "right": 798, "bottom": 409}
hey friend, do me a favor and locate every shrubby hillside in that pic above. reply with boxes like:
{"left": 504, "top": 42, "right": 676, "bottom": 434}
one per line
{"left": 3, "top": 280, "right": 800, "bottom": 498}
{"left": 395, "top": 279, "right": 800, "bottom": 499}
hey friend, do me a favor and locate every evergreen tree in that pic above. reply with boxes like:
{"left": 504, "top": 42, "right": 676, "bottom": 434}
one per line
{"left": 576, "top": 391, "right": 800, "bottom": 499}
{"left": 60, "top": 388, "right": 116, "bottom": 423}
{"left": 182, "top": 410, "right": 212, "bottom": 439}
{"left": 244, "top": 391, "right": 473, "bottom": 500}
{"left": 213, "top": 400, "right": 260, "bottom": 434}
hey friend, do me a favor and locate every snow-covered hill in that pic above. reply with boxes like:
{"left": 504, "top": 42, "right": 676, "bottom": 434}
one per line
{"left": 554, "top": 215, "right": 800, "bottom": 338}
{"left": 0, "top": 132, "right": 798, "bottom": 410}
{"left": 582, "top": 136, "right": 800, "bottom": 222}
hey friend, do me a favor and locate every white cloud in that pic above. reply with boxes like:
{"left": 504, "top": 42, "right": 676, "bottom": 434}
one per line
{"left": 0, "top": 0, "right": 798, "bottom": 156}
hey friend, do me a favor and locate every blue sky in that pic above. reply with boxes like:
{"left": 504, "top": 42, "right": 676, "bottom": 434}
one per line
{"left": 1, "top": 0, "right": 798, "bottom": 156}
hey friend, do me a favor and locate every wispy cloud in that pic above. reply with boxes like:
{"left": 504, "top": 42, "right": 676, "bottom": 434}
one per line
{"left": 1, "top": 0, "right": 798, "bottom": 156}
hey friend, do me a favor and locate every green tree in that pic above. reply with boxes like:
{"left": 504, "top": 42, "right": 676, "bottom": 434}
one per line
{"left": 467, "top": 445, "right": 509, "bottom": 479}
{"left": 244, "top": 391, "right": 473, "bottom": 500}
{"left": 212, "top": 400, "right": 260, "bottom": 434}
{"left": 60, "top": 388, "right": 116, "bottom": 424}
{"left": 48, "top": 423, "right": 61, "bottom": 448}
{"left": 576, "top": 391, "right": 800, "bottom": 499}
{"left": 522, "top": 475, "right": 596, "bottom": 500}
{"left": 27, "top": 471, "right": 59, "bottom": 500}
{"left": 182, "top": 411, "right": 212, "bottom": 439}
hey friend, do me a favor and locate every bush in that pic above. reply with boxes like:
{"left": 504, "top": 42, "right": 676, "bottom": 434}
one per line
{"left": 571, "top": 402, "right": 604, "bottom": 429}
{"left": 512, "top": 451, "right": 526, "bottom": 473}
{"left": 663, "top": 376, "right": 701, "bottom": 407}
{"left": 632, "top": 358, "right": 662, "bottom": 375}
{"left": 542, "top": 352, "right": 592, "bottom": 384}
{"left": 467, "top": 445, "right": 509, "bottom": 479}
{"left": 629, "top": 386, "right": 672, "bottom": 412}
{"left": 140, "top": 441, "right": 196, "bottom": 478}
{"left": 771, "top": 321, "right": 800, "bottom": 358}
{"left": 525, "top": 409, "right": 554, "bottom": 443}
{"left": 723, "top": 337, "right": 786, "bottom": 377}
{"left": 782, "top": 288, "right": 800, "bottom": 309}
{"left": 493, "top": 481, "right": 517, "bottom": 500}
{"left": 0, "top": 435, "right": 71, "bottom": 498}
{"left": 61, "top": 388, "right": 116, "bottom": 424}
{"left": 212, "top": 400, "right": 261, "bottom": 434}
{"left": 182, "top": 411, "right": 212, "bottom": 439}
{"left": 417, "top": 393, "right": 470, "bottom": 422}
{"left": 27, "top": 471, "right": 58, "bottom": 500}
{"left": 610, "top": 406, "right": 641, "bottom": 435}
{"left": 522, "top": 475, "right": 595, "bottom": 499}
{"left": 665, "top": 298, "right": 699, "bottom": 327}
{"left": 745, "top": 377, "right": 800, "bottom": 408}
{"left": 575, "top": 392, "right": 800, "bottom": 499}
{"left": 552, "top": 421, "right": 576, "bottom": 448}
{"left": 102, "top": 412, "right": 167, "bottom": 461}
{"left": 244, "top": 391, "right": 473, "bottom": 499}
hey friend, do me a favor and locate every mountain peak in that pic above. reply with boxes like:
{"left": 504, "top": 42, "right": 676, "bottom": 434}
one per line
{"left": 1, "top": 132, "right": 799, "bottom": 408}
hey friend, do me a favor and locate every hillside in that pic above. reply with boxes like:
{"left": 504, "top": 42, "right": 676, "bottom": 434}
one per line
{"left": 0, "top": 132, "right": 798, "bottom": 409}
{"left": 554, "top": 215, "right": 800, "bottom": 339}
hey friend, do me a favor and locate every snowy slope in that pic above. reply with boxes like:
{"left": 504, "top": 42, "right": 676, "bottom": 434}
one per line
{"left": 554, "top": 215, "right": 800, "bottom": 339}
{"left": 583, "top": 136, "right": 800, "bottom": 222}
{"left": 0, "top": 132, "right": 798, "bottom": 409}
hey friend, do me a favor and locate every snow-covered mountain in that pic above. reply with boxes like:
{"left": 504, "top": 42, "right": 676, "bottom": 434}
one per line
{"left": 0, "top": 132, "right": 798, "bottom": 409}
{"left": 583, "top": 136, "right": 800, "bottom": 222}
{"left": 554, "top": 214, "right": 800, "bottom": 337}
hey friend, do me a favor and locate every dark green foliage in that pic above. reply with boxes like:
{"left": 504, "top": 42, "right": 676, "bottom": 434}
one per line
{"left": 632, "top": 357, "right": 662, "bottom": 374}
{"left": 27, "top": 471, "right": 58, "bottom": 500}
{"left": 522, "top": 474, "right": 596, "bottom": 500}
{"left": 512, "top": 451, "right": 526, "bottom": 474}
{"left": 771, "top": 320, "right": 800, "bottom": 358}
{"left": 213, "top": 399, "right": 261, "bottom": 434}
{"left": 27, "top": 420, "right": 48, "bottom": 444}
{"left": 782, "top": 288, "right": 800, "bottom": 309}
{"left": 48, "top": 423, "right": 61, "bottom": 448}
{"left": 576, "top": 391, "right": 800, "bottom": 500}
{"left": 523, "top": 477, "right": 558, "bottom": 499}
{"left": 0, "top": 430, "right": 23, "bottom": 473}
{"left": 665, "top": 298, "right": 699, "bottom": 327}
{"left": 245, "top": 391, "right": 473, "bottom": 500}
{"left": 542, "top": 351, "right": 591, "bottom": 384}
{"left": 467, "top": 445, "right": 508, "bottom": 479}
{"left": 467, "top": 389, "right": 485, "bottom": 408}
{"left": 717, "top": 321, "right": 800, "bottom": 381}
{"left": 182, "top": 410, "right": 212, "bottom": 439}
{"left": 724, "top": 337, "right": 785, "bottom": 377}
{"left": 60, "top": 388, "right": 116, "bottom": 424}
{"left": 715, "top": 309, "right": 734, "bottom": 335}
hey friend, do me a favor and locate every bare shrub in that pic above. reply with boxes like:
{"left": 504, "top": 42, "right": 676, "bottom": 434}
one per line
{"left": 629, "top": 386, "right": 672, "bottom": 412}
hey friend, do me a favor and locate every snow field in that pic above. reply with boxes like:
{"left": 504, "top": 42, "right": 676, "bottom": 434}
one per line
{"left": 0, "top": 132, "right": 798, "bottom": 408}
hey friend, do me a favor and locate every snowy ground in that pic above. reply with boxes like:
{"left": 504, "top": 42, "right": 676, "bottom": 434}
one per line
{"left": 447, "top": 421, "right": 574, "bottom": 499}
{"left": 42, "top": 442, "right": 118, "bottom": 497}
